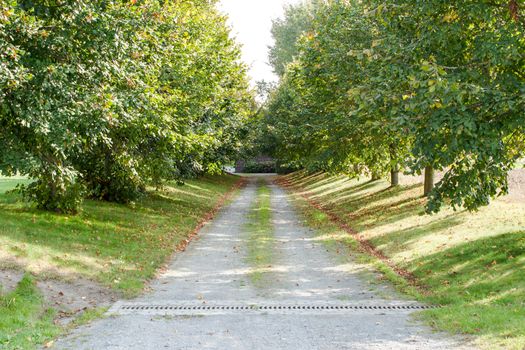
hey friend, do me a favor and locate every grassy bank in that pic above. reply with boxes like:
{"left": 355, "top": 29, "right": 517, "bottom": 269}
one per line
{"left": 280, "top": 171, "right": 525, "bottom": 350}
{"left": 0, "top": 174, "right": 242, "bottom": 349}
{"left": 0, "top": 174, "right": 241, "bottom": 296}
{"left": 245, "top": 182, "right": 274, "bottom": 285}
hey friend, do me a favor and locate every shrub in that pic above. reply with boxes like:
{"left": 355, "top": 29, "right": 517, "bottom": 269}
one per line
{"left": 244, "top": 161, "right": 276, "bottom": 173}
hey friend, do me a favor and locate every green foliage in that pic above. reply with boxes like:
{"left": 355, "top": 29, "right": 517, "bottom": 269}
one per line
{"left": 265, "top": 0, "right": 525, "bottom": 212}
{"left": 268, "top": 0, "right": 321, "bottom": 77}
{"left": 19, "top": 174, "right": 85, "bottom": 214}
{"left": 275, "top": 161, "right": 300, "bottom": 175}
{"left": 79, "top": 149, "right": 145, "bottom": 203}
{"left": 382, "top": 0, "right": 525, "bottom": 212}
{"left": 243, "top": 160, "right": 276, "bottom": 174}
{"left": 0, "top": 0, "right": 252, "bottom": 213}
{"left": 267, "top": 2, "right": 409, "bottom": 179}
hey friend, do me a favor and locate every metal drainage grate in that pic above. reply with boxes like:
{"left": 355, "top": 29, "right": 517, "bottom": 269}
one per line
{"left": 110, "top": 301, "right": 437, "bottom": 316}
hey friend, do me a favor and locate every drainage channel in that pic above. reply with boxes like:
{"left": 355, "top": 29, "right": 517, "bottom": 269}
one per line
{"left": 109, "top": 301, "right": 437, "bottom": 316}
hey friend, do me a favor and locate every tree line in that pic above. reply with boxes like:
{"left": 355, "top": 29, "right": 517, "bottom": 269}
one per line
{"left": 261, "top": 0, "right": 524, "bottom": 212}
{"left": 1, "top": 0, "right": 252, "bottom": 213}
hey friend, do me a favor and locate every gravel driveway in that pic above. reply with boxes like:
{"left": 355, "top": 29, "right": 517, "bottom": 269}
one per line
{"left": 52, "top": 176, "right": 473, "bottom": 350}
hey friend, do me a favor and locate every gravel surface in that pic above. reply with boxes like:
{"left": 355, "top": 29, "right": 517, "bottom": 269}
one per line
{"left": 52, "top": 176, "right": 474, "bottom": 350}
{"left": 265, "top": 183, "right": 396, "bottom": 302}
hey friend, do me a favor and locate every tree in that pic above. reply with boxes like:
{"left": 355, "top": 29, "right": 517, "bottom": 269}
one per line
{"left": 375, "top": 0, "right": 525, "bottom": 211}
{"left": 0, "top": 0, "right": 252, "bottom": 212}
{"left": 268, "top": 0, "right": 321, "bottom": 77}
{"left": 266, "top": 1, "right": 411, "bottom": 182}
{"left": 264, "top": 0, "right": 525, "bottom": 212}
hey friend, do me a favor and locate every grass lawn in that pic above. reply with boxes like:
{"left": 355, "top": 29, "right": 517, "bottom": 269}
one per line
{"left": 0, "top": 174, "right": 241, "bottom": 349}
{"left": 281, "top": 171, "right": 525, "bottom": 350}
{"left": 0, "top": 175, "right": 31, "bottom": 193}
{"left": 0, "top": 174, "right": 241, "bottom": 296}
{"left": 245, "top": 182, "right": 274, "bottom": 285}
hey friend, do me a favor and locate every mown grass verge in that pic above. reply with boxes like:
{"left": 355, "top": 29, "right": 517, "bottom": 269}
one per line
{"left": 245, "top": 182, "right": 274, "bottom": 285}
{"left": 279, "top": 171, "right": 525, "bottom": 350}
{"left": 0, "top": 174, "right": 243, "bottom": 349}
{"left": 0, "top": 174, "right": 242, "bottom": 297}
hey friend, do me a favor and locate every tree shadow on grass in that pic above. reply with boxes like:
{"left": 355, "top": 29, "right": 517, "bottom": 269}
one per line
{"left": 0, "top": 199, "right": 167, "bottom": 260}
{"left": 411, "top": 231, "right": 525, "bottom": 304}
{"left": 287, "top": 172, "right": 326, "bottom": 188}
{"left": 351, "top": 196, "right": 427, "bottom": 230}
{"left": 0, "top": 179, "right": 229, "bottom": 289}
{"left": 338, "top": 183, "right": 422, "bottom": 211}
{"left": 371, "top": 213, "right": 464, "bottom": 255}
{"left": 317, "top": 183, "right": 425, "bottom": 233}
{"left": 314, "top": 180, "right": 381, "bottom": 204}
{"left": 291, "top": 172, "right": 432, "bottom": 237}
{"left": 302, "top": 175, "right": 347, "bottom": 194}
{"left": 410, "top": 232, "right": 525, "bottom": 342}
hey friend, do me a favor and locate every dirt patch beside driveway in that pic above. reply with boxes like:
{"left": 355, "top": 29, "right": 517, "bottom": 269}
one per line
{"left": 1, "top": 269, "right": 118, "bottom": 321}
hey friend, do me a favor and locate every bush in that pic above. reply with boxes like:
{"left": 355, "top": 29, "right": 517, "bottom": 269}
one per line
{"left": 19, "top": 166, "right": 84, "bottom": 214}
{"left": 276, "top": 161, "right": 301, "bottom": 174}
{"left": 244, "top": 161, "right": 276, "bottom": 173}
{"left": 80, "top": 152, "right": 145, "bottom": 204}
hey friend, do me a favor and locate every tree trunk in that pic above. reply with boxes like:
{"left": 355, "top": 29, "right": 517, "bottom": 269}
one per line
{"left": 389, "top": 144, "right": 399, "bottom": 186}
{"left": 509, "top": 0, "right": 519, "bottom": 22}
{"left": 424, "top": 165, "right": 434, "bottom": 196}
{"left": 390, "top": 166, "right": 399, "bottom": 186}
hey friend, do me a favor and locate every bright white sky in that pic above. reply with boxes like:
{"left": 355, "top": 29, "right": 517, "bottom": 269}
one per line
{"left": 217, "top": 0, "right": 302, "bottom": 85}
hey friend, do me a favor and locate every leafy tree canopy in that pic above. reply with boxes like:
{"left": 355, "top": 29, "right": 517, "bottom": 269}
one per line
{"left": 264, "top": 0, "right": 524, "bottom": 212}
{"left": 0, "top": 0, "right": 253, "bottom": 212}
{"left": 268, "top": 0, "right": 322, "bottom": 77}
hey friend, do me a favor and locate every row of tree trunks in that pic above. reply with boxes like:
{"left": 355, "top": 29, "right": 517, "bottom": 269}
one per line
{"left": 369, "top": 165, "right": 433, "bottom": 196}
{"left": 369, "top": 144, "right": 433, "bottom": 196}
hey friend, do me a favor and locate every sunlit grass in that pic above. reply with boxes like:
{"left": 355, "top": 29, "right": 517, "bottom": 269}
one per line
{"left": 0, "top": 174, "right": 240, "bottom": 297}
{"left": 283, "top": 170, "right": 525, "bottom": 350}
